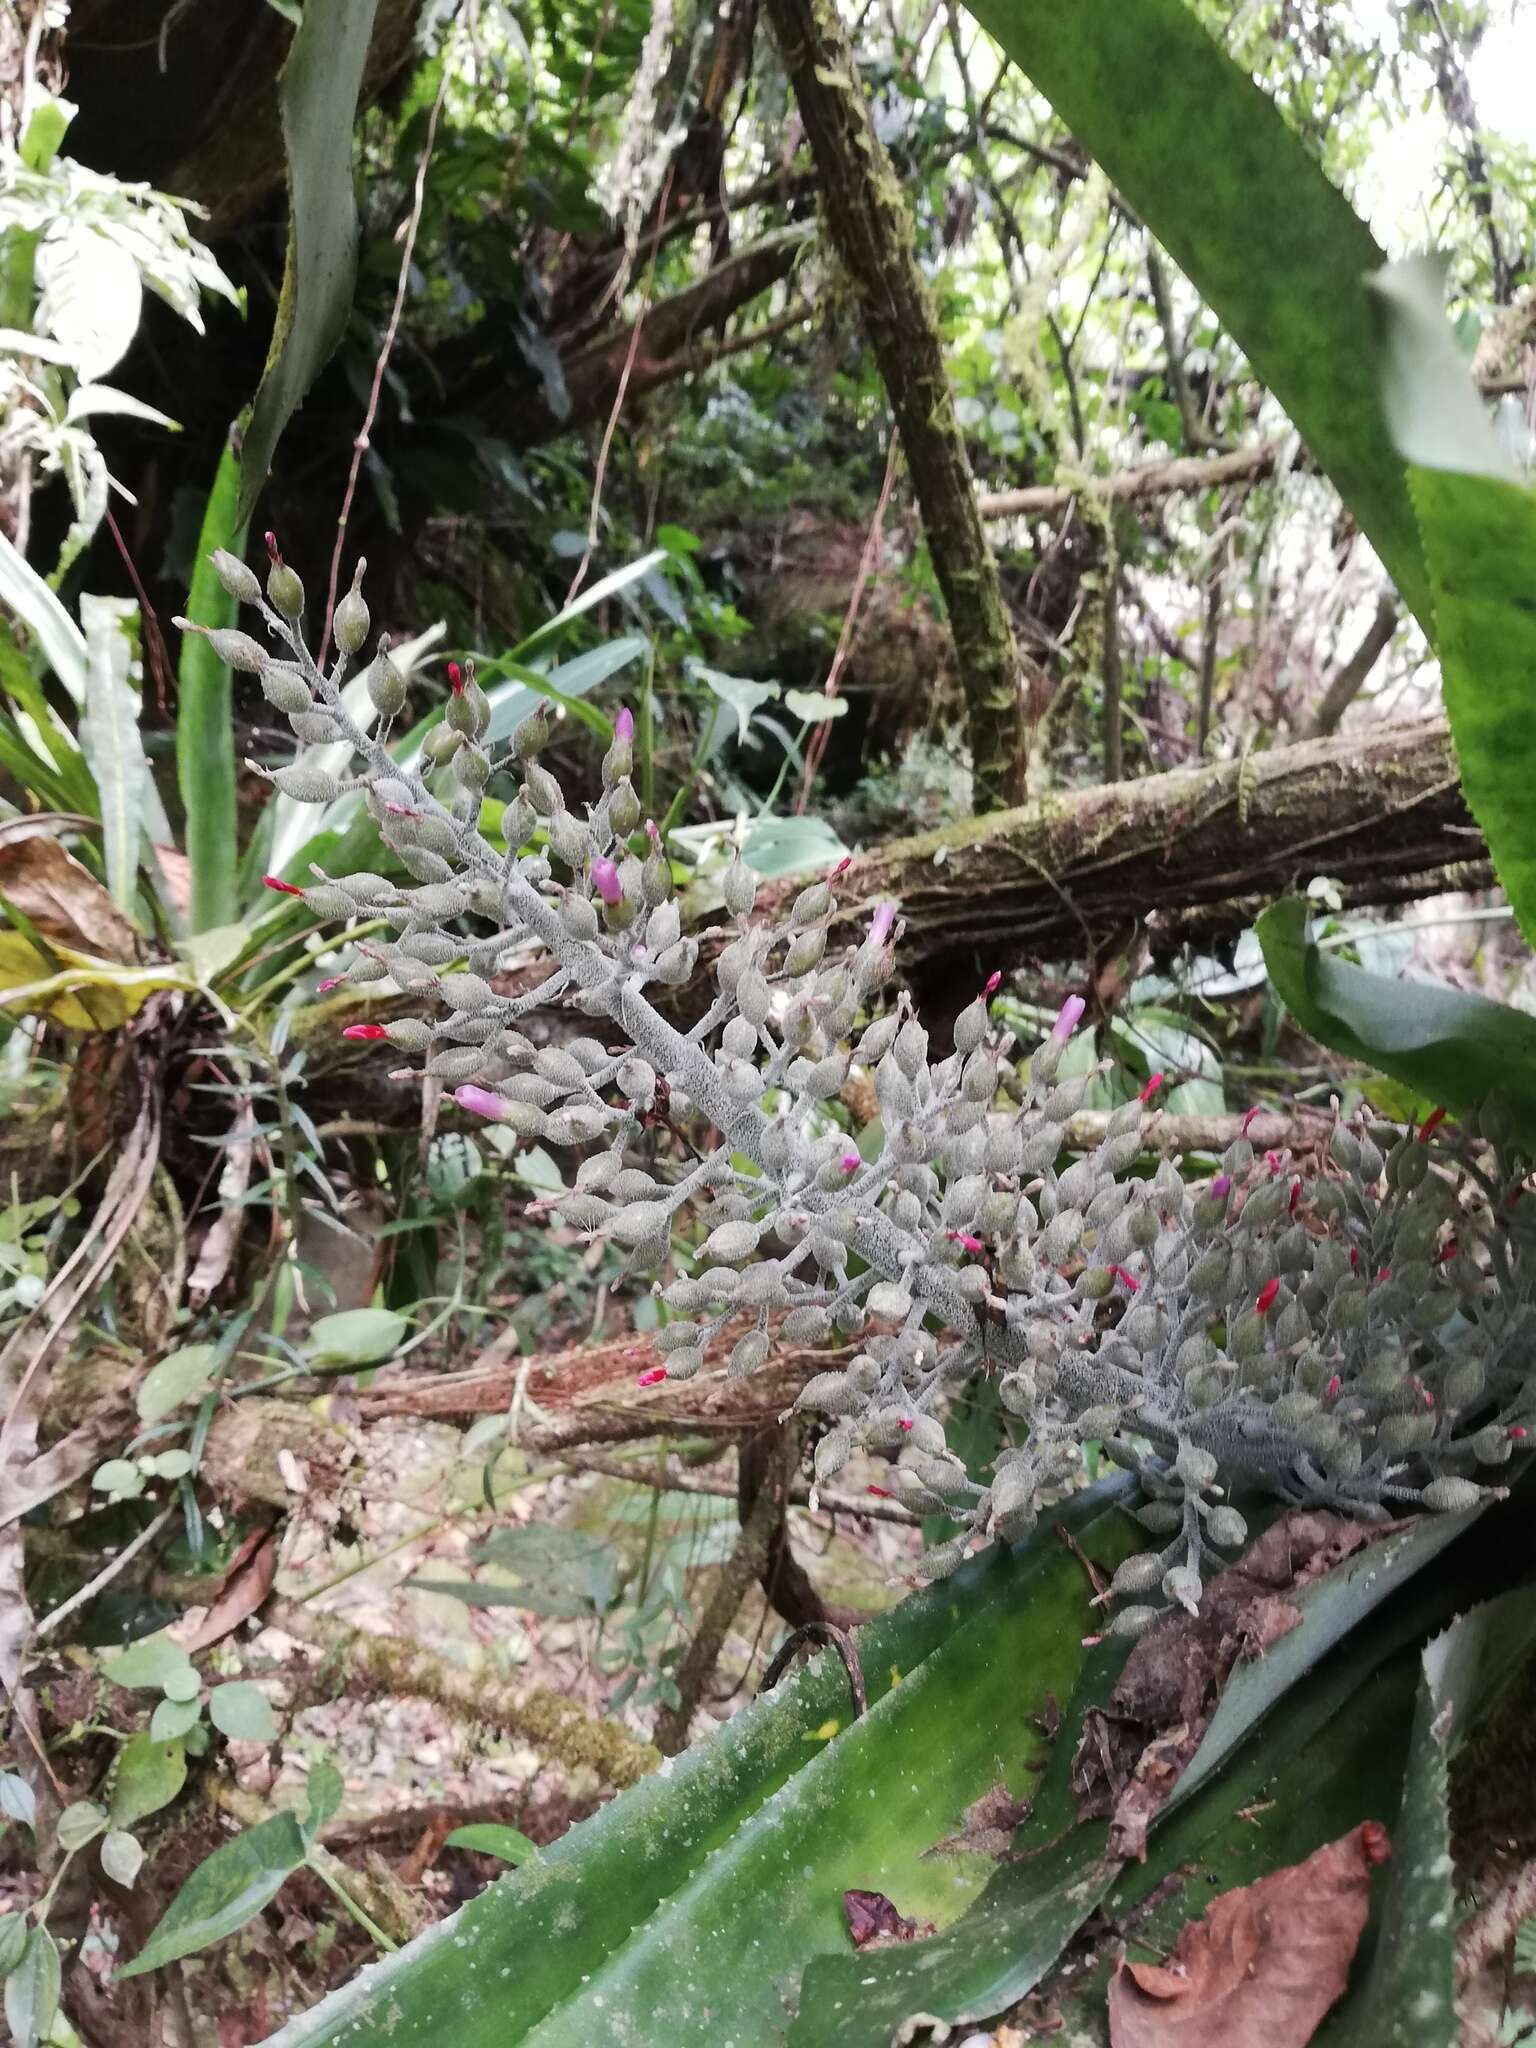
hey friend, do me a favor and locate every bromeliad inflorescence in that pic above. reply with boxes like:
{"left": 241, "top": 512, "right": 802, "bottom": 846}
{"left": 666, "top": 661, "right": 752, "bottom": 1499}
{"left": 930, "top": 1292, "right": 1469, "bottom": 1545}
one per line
{"left": 184, "top": 553, "right": 1536, "bottom": 1626}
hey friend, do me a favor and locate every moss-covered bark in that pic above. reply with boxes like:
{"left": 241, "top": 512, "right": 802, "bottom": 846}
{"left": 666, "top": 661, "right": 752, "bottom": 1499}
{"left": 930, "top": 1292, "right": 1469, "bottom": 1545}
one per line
{"left": 762, "top": 0, "right": 1031, "bottom": 808}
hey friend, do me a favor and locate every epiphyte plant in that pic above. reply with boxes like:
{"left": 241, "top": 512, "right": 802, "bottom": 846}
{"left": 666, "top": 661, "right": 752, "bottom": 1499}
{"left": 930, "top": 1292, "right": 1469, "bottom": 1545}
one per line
{"left": 184, "top": 549, "right": 1535, "bottom": 1623}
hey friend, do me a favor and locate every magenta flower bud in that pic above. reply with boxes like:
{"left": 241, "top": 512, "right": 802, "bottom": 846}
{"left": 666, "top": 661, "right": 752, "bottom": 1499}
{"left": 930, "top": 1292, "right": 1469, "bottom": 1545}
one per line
{"left": 1139, "top": 1071, "right": 1164, "bottom": 1105}
{"left": 946, "top": 1230, "right": 984, "bottom": 1254}
{"left": 1210, "top": 1174, "right": 1231, "bottom": 1199}
{"left": 984, "top": 971, "right": 1002, "bottom": 997}
{"left": 637, "top": 1366, "right": 668, "bottom": 1387}
{"left": 1052, "top": 994, "right": 1086, "bottom": 1042}
{"left": 590, "top": 857, "right": 623, "bottom": 906}
{"left": 453, "top": 1085, "right": 509, "bottom": 1121}
{"left": 264, "top": 874, "right": 303, "bottom": 897}
{"left": 614, "top": 706, "right": 634, "bottom": 743}
{"left": 316, "top": 977, "right": 344, "bottom": 994}
{"left": 840, "top": 1149, "right": 861, "bottom": 1173}
{"left": 869, "top": 901, "right": 896, "bottom": 946}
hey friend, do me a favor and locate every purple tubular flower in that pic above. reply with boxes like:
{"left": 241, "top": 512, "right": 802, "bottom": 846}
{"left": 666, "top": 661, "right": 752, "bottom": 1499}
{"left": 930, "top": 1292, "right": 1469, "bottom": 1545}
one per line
{"left": 614, "top": 706, "right": 635, "bottom": 743}
{"left": 453, "top": 1085, "right": 509, "bottom": 1122}
{"left": 1052, "top": 994, "right": 1086, "bottom": 1042}
{"left": 839, "top": 1148, "right": 861, "bottom": 1174}
{"left": 869, "top": 901, "right": 896, "bottom": 946}
{"left": 590, "top": 856, "right": 623, "bottom": 906}
{"left": 1210, "top": 1174, "right": 1232, "bottom": 1199}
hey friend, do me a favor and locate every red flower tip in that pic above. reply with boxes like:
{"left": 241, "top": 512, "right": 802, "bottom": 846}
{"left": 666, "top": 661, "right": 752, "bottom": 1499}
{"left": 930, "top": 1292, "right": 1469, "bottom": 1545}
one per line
{"left": 1255, "top": 1276, "right": 1281, "bottom": 1315}
{"left": 867, "top": 1484, "right": 892, "bottom": 1498}
{"left": 383, "top": 801, "right": 421, "bottom": 817}
{"left": 984, "top": 971, "right": 1003, "bottom": 997}
{"left": 1288, "top": 1177, "right": 1302, "bottom": 1214}
{"left": 897, "top": 1418, "right": 914, "bottom": 1432}
{"left": 1511, "top": 1426, "right": 1528, "bottom": 1441}
{"left": 1418, "top": 1105, "right": 1449, "bottom": 1145}
{"left": 316, "top": 977, "right": 344, "bottom": 993}
{"left": 1360, "top": 1821, "right": 1392, "bottom": 1866}
{"left": 447, "top": 660, "right": 463, "bottom": 694}
{"left": 263, "top": 874, "right": 303, "bottom": 896}
{"left": 833, "top": 855, "right": 853, "bottom": 877}
{"left": 1108, "top": 1263, "right": 1141, "bottom": 1293}
{"left": 1376, "top": 1265, "right": 1392, "bottom": 1286}
{"left": 1349, "top": 1246, "right": 1361, "bottom": 1270}
{"left": 946, "top": 1230, "right": 984, "bottom": 1254}
{"left": 637, "top": 1366, "right": 667, "bottom": 1387}
{"left": 1325, "top": 1375, "right": 1342, "bottom": 1400}
{"left": 1242, "top": 1105, "right": 1264, "bottom": 1135}
{"left": 1437, "top": 1237, "right": 1458, "bottom": 1263}
{"left": 343, "top": 1023, "right": 389, "bottom": 1041}
{"left": 263, "top": 530, "right": 281, "bottom": 562}
{"left": 1139, "top": 1071, "right": 1164, "bottom": 1106}
{"left": 1265, "top": 1149, "right": 1282, "bottom": 1176}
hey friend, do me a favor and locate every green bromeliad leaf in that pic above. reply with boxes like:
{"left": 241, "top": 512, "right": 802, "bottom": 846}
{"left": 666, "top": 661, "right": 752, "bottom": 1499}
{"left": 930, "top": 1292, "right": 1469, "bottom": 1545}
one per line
{"left": 254, "top": 1479, "right": 1147, "bottom": 2046}
{"left": 1257, "top": 897, "right": 1536, "bottom": 1144}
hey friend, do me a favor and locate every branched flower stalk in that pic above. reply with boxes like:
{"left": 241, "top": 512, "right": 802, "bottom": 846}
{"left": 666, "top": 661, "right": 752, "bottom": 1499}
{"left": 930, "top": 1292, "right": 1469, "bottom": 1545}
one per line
{"left": 182, "top": 550, "right": 1536, "bottom": 1629}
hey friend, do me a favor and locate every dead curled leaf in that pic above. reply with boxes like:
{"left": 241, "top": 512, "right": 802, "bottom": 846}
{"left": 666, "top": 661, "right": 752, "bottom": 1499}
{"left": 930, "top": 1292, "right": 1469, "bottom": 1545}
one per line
{"left": 1075, "top": 1511, "right": 1396, "bottom": 1860}
{"left": 1107, "top": 1822, "right": 1390, "bottom": 2047}
{"left": 0, "top": 836, "right": 137, "bottom": 960}
{"left": 180, "top": 1526, "right": 280, "bottom": 1653}
{"left": 842, "top": 1889, "right": 935, "bottom": 1949}
{"left": 925, "top": 1781, "right": 1033, "bottom": 1860}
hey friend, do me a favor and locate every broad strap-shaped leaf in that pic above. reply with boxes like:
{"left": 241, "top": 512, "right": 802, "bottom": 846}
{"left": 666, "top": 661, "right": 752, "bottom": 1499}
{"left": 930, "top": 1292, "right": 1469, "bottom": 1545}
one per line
{"left": 797, "top": 1500, "right": 1479, "bottom": 2042}
{"left": 1365, "top": 255, "right": 1536, "bottom": 945}
{"left": 78, "top": 595, "right": 148, "bottom": 918}
{"left": 176, "top": 425, "right": 248, "bottom": 932}
{"left": 236, "top": 0, "right": 381, "bottom": 523}
{"left": 1316, "top": 1587, "right": 1536, "bottom": 2046}
{"left": 1258, "top": 896, "right": 1536, "bottom": 1145}
{"left": 959, "top": 0, "right": 1432, "bottom": 632}
{"left": 258, "top": 1480, "right": 1146, "bottom": 2046}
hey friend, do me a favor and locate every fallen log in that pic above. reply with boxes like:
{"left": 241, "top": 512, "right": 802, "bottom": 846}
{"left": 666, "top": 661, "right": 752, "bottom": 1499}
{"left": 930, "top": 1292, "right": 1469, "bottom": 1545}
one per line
{"left": 787, "top": 716, "right": 1485, "bottom": 977}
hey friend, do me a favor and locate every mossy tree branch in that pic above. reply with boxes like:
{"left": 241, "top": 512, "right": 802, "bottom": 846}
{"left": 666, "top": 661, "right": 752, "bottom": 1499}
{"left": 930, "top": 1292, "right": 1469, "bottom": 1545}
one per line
{"left": 762, "top": 0, "right": 1033, "bottom": 808}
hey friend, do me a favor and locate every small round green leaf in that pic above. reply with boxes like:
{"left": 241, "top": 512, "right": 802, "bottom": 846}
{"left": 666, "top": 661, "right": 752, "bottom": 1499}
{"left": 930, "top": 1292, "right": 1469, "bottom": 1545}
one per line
{"left": 101, "top": 1634, "right": 195, "bottom": 1693}
{"left": 149, "top": 1695, "right": 202, "bottom": 1742}
{"left": 56, "top": 1800, "right": 107, "bottom": 1853}
{"left": 110, "top": 1734, "right": 187, "bottom": 1830}
{"left": 135, "top": 1344, "right": 218, "bottom": 1425}
{"left": 208, "top": 1683, "right": 276, "bottom": 1743}
{"left": 302, "top": 1307, "right": 409, "bottom": 1369}
{"left": 161, "top": 1666, "right": 202, "bottom": 1704}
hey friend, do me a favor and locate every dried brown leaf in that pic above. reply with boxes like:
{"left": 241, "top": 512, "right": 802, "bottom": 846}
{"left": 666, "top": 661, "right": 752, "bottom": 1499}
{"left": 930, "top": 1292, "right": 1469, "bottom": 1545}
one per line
{"left": 181, "top": 1527, "right": 280, "bottom": 1652}
{"left": 1108, "top": 1822, "right": 1389, "bottom": 2047}
{"left": 842, "top": 1889, "right": 935, "bottom": 1949}
{"left": 0, "top": 836, "right": 136, "bottom": 961}
{"left": 926, "top": 1780, "right": 1033, "bottom": 1860}
{"left": 1077, "top": 1511, "right": 1397, "bottom": 1859}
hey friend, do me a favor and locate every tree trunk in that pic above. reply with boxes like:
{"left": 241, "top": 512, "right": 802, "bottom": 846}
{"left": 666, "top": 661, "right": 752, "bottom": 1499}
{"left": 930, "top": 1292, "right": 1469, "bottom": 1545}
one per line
{"left": 762, "top": 0, "right": 1033, "bottom": 808}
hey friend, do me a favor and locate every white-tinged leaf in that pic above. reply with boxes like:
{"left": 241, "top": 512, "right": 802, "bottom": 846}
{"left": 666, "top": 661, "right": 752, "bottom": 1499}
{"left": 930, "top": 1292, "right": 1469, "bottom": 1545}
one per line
{"left": 78, "top": 595, "right": 148, "bottom": 916}
{"left": 0, "top": 1772, "right": 37, "bottom": 1828}
{"left": 0, "top": 327, "right": 79, "bottom": 364}
{"left": 784, "top": 689, "right": 850, "bottom": 723}
{"left": 0, "top": 530, "right": 86, "bottom": 700}
{"left": 515, "top": 549, "right": 668, "bottom": 664}
{"left": 689, "top": 661, "right": 780, "bottom": 746}
{"left": 35, "top": 221, "right": 143, "bottom": 382}
{"left": 1367, "top": 256, "right": 1518, "bottom": 484}
{"left": 742, "top": 813, "right": 849, "bottom": 878}
{"left": 101, "top": 1828, "right": 146, "bottom": 1887}
{"left": 65, "top": 383, "right": 180, "bottom": 431}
